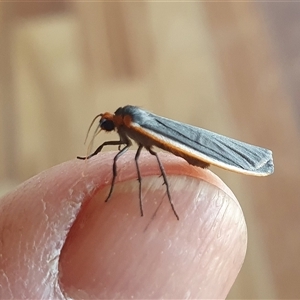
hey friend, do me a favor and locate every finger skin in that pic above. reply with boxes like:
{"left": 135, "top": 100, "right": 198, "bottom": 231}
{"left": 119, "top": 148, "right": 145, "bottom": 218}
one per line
{"left": 0, "top": 151, "right": 247, "bottom": 299}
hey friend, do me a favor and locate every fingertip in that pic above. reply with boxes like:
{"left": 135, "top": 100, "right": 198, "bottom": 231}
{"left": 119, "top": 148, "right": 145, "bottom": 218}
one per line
{"left": 0, "top": 151, "right": 246, "bottom": 299}
{"left": 60, "top": 151, "right": 247, "bottom": 299}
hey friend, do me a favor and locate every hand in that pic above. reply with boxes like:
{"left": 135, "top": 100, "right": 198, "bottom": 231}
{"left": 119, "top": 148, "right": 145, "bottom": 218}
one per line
{"left": 0, "top": 151, "right": 247, "bottom": 299}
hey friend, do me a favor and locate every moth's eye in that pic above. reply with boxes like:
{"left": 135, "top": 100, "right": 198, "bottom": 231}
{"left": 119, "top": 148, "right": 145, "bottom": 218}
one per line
{"left": 100, "top": 119, "right": 115, "bottom": 131}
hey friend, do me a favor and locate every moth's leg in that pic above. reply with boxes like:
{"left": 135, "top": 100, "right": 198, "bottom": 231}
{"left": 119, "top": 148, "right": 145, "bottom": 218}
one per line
{"left": 148, "top": 148, "right": 179, "bottom": 220}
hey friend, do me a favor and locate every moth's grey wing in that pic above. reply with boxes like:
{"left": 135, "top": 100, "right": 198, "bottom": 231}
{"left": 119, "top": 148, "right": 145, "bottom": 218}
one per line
{"left": 128, "top": 107, "right": 274, "bottom": 175}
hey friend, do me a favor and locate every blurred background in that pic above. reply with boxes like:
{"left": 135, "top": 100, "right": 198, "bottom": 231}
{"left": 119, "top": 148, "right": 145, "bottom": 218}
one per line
{"left": 1, "top": 2, "right": 300, "bottom": 298}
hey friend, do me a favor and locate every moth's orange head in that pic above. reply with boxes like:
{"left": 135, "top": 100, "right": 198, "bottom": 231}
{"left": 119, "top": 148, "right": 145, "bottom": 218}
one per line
{"left": 99, "top": 112, "right": 117, "bottom": 132}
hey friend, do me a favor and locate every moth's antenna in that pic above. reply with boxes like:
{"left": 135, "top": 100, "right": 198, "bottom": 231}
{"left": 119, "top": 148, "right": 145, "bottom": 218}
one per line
{"left": 84, "top": 113, "right": 103, "bottom": 145}
{"left": 86, "top": 125, "right": 102, "bottom": 158}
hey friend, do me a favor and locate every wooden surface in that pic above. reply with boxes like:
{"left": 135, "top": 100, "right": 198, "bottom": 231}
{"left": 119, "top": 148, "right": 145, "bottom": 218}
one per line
{"left": 1, "top": 2, "right": 300, "bottom": 298}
